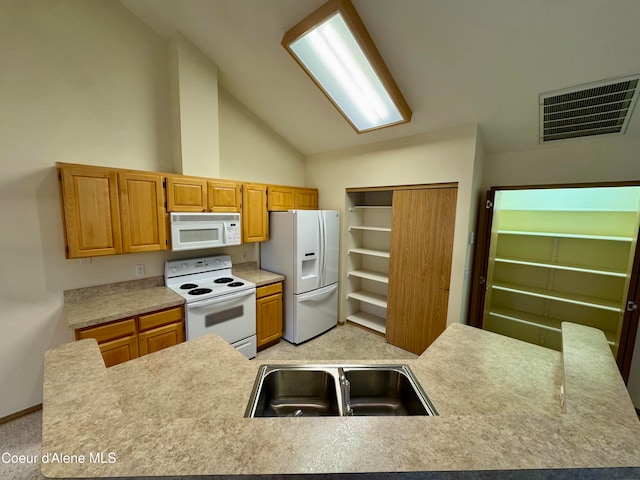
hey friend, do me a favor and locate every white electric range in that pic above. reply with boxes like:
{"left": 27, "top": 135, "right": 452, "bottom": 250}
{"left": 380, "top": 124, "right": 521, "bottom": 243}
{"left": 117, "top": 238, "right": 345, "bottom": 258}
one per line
{"left": 165, "top": 255, "right": 257, "bottom": 359}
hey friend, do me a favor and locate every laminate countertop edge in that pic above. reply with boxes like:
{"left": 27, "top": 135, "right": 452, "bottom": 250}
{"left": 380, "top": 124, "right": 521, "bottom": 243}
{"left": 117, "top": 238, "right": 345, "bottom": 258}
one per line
{"left": 41, "top": 323, "right": 640, "bottom": 479}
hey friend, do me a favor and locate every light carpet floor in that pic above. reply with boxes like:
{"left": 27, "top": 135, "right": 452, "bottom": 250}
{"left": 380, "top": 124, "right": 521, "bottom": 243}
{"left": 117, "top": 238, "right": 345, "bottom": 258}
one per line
{"left": 0, "top": 322, "right": 414, "bottom": 479}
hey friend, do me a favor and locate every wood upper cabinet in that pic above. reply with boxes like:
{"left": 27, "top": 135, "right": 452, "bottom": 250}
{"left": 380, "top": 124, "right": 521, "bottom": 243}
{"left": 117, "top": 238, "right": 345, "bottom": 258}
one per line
{"left": 208, "top": 180, "right": 241, "bottom": 212}
{"left": 267, "top": 186, "right": 294, "bottom": 211}
{"left": 294, "top": 188, "right": 319, "bottom": 210}
{"left": 242, "top": 183, "right": 269, "bottom": 242}
{"left": 386, "top": 187, "right": 458, "bottom": 355}
{"left": 268, "top": 185, "right": 319, "bottom": 211}
{"left": 256, "top": 282, "right": 283, "bottom": 348}
{"left": 118, "top": 172, "right": 167, "bottom": 253}
{"left": 58, "top": 164, "right": 122, "bottom": 258}
{"left": 166, "top": 176, "right": 208, "bottom": 212}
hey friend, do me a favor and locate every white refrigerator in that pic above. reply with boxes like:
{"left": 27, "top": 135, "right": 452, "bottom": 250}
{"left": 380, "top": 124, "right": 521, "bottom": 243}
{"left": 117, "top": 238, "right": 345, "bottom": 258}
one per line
{"left": 260, "top": 210, "right": 340, "bottom": 344}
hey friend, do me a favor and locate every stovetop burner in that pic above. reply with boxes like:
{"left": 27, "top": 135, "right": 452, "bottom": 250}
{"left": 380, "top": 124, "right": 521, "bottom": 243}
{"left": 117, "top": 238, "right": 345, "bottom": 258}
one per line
{"left": 165, "top": 255, "right": 256, "bottom": 303}
{"left": 188, "top": 288, "right": 213, "bottom": 295}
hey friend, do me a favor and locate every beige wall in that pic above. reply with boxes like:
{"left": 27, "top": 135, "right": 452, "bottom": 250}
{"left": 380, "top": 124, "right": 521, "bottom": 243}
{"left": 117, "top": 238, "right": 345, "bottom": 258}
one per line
{"left": 169, "top": 34, "right": 221, "bottom": 178}
{"left": 482, "top": 135, "right": 640, "bottom": 190}
{"left": 0, "top": 0, "right": 306, "bottom": 417}
{"left": 218, "top": 88, "right": 305, "bottom": 185}
{"left": 305, "top": 125, "right": 482, "bottom": 330}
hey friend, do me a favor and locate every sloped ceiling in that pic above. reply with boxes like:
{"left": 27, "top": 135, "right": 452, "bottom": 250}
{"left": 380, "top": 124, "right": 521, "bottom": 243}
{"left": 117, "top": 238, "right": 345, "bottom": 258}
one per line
{"left": 119, "top": 0, "right": 640, "bottom": 156}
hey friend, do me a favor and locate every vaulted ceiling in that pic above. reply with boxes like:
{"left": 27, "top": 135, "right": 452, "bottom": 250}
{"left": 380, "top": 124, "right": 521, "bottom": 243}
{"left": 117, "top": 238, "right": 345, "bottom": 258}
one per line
{"left": 120, "top": 0, "right": 640, "bottom": 156}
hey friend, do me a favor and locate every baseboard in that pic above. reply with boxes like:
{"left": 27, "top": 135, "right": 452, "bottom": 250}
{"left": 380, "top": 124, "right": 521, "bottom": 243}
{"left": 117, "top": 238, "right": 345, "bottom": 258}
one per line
{"left": 0, "top": 404, "right": 42, "bottom": 425}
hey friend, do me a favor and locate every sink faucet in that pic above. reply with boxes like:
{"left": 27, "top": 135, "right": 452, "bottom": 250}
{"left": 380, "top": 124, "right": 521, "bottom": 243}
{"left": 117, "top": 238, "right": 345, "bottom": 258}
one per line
{"left": 339, "top": 370, "right": 354, "bottom": 416}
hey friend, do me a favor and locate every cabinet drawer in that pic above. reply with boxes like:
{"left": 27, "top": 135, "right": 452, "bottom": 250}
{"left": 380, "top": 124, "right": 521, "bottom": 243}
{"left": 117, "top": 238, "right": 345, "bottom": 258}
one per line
{"left": 138, "top": 306, "right": 183, "bottom": 332}
{"left": 76, "top": 318, "right": 136, "bottom": 343}
{"left": 257, "top": 282, "right": 282, "bottom": 299}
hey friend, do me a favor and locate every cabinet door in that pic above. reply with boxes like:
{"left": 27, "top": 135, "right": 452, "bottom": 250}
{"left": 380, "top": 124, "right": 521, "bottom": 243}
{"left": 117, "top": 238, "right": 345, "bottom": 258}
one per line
{"left": 294, "top": 188, "right": 319, "bottom": 210}
{"left": 386, "top": 187, "right": 457, "bottom": 355}
{"left": 99, "top": 335, "right": 139, "bottom": 367}
{"left": 242, "top": 183, "right": 269, "bottom": 242}
{"left": 208, "top": 181, "right": 241, "bottom": 212}
{"left": 268, "top": 186, "right": 294, "bottom": 211}
{"left": 256, "top": 283, "right": 283, "bottom": 348}
{"left": 166, "top": 176, "right": 207, "bottom": 212}
{"left": 118, "top": 172, "right": 167, "bottom": 253}
{"left": 59, "top": 165, "right": 122, "bottom": 258}
{"left": 138, "top": 322, "right": 185, "bottom": 356}
{"left": 75, "top": 318, "right": 138, "bottom": 368}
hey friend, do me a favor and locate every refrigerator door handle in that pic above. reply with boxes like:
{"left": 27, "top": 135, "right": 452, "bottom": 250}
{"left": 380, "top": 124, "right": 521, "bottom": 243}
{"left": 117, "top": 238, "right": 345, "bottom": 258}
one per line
{"left": 318, "top": 211, "right": 325, "bottom": 287}
{"left": 298, "top": 283, "right": 338, "bottom": 303}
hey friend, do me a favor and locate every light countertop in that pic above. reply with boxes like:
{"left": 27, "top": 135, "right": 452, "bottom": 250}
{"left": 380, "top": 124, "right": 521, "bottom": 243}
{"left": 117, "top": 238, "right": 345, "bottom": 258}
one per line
{"left": 233, "top": 262, "right": 285, "bottom": 287}
{"left": 42, "top": 323, "right": 640, "bottom": 479}
{"left": 64, "top": 284, "right": 184, "bottom": 330}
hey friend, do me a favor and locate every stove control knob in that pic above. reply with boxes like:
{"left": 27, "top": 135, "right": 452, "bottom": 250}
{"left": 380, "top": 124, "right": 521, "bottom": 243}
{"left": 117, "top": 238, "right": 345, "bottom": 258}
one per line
{"left": 181, "top": 263, "right": 187, "bottom": 269}
{"left": 171, "top": 267, "right": 177, "bottom": 274}
{"left": 215, "top": 258, "right": 221, "bottom": 264}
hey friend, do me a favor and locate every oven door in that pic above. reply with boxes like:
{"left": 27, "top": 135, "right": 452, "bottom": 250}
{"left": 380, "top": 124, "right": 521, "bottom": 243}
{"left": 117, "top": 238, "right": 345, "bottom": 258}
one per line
{"left": 186, "top": 289, "right": 257, "bottom": 355}
{"left": 171, "top": 221, "right": 225, "bottom": 251}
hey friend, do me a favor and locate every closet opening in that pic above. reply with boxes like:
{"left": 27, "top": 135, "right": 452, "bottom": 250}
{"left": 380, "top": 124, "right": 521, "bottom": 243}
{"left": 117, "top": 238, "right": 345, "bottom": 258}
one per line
{"left": 468, "top": 183, "right": 640, "bottom": 383}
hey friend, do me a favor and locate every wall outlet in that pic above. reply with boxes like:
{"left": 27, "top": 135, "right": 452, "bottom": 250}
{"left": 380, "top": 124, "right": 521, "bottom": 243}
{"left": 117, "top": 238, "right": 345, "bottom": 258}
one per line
{"left": 81, "top": 257, "right": 92, "bottom": 264}
{"left": 135, "top": 264, "right": 145, "bottom": 276}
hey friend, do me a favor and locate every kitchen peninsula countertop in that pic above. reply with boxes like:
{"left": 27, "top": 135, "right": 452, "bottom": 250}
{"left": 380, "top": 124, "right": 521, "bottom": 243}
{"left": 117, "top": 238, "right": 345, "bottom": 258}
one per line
{"left": 42, "top": 323, "right": 640, "bottom": 479}
{"left": 63, "top": 277, "right": 184, "bottom": 330}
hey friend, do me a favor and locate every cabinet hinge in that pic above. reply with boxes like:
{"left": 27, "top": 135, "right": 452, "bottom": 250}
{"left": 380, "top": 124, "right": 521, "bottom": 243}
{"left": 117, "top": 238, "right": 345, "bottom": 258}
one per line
{"left": 486, "top": 200, "right": 494, "bottom": 209}
{"left": 627, "top": 301, "right": 638, "bottom": 312}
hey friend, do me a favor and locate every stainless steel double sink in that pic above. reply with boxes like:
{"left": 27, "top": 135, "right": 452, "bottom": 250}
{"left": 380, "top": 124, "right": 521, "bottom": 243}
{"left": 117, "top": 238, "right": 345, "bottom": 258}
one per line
{"left": 244, "top": 364, "right": 438, "bottom": 417}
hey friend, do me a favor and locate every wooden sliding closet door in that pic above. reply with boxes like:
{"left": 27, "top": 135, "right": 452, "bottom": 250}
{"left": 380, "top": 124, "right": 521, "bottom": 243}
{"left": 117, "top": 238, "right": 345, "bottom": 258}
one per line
{"left": 386, "top": 187, "right": 457, "bottom": 354}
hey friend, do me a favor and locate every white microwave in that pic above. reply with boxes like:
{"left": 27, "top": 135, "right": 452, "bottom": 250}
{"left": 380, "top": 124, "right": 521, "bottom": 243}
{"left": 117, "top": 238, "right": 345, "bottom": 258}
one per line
{"left": 169, "top": 213, "right": 241, "bottom": 251}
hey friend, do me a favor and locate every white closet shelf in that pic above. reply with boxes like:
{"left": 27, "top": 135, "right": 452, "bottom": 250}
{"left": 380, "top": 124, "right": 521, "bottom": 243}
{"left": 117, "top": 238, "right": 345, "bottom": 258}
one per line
{"left": 347, "top": 269, "right": 389, "bottom": 284}
{"left": 346, "top": 311, "right": 386, "bottom": 334}
{"left": 350, "top": 205, "right": 393, "bottom": 211}
{"left": 348, "top": 247, "right": 390, "bottom": 258}
{"left": 495, "top": 257, "right": 627, "bottom": 278}
{"left": 349, "top": 225, "right": 392, "bottom": 232}
{"left": 498, "top": 230, "right": 634, "bottom": 242}
{"left": 492, "top": 282, "right": 622, "bottom": 312}
{"left": 489, "top": 307, "right": 617, "bottom": 346}
{"left": 347, "top": 290, "right": 388, "bottom": 308}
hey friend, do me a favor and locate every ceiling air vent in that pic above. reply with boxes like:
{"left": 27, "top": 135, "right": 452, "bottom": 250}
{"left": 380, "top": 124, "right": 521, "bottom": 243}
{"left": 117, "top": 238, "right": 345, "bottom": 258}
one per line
{"left": 539, "top": 74, "right": 640, "bottom": 143}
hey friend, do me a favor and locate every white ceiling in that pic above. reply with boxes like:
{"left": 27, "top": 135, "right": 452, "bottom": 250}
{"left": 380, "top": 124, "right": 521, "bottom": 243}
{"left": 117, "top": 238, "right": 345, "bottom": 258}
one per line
{"left": 119, "top": 0, "right": 640, "bottom": 156}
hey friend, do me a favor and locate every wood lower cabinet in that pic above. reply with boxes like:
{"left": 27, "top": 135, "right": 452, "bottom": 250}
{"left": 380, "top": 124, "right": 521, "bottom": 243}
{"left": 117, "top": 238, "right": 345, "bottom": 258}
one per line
{"left": 138, "top": 306, "right": 185, "bottom": 355}
{"left": 256, "top": 282, "right": 283, "bottom": 349}
{"left": 242, "top": 183, "right": 269, "bottom": 242}
{"left": 58, "top": 164, "right": 123, "bottom": 258}
{"left": 75, "top": 306, "right": 185, "bottom": 367}
{"left": 99, "top": 335, "right": 139, "bottom": 368}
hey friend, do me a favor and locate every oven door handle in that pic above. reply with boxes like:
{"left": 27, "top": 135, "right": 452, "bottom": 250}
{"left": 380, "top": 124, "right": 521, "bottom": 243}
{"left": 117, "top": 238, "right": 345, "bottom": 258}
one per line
{"left": 187, "top": 289, "right": 255, "bottom": 309}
